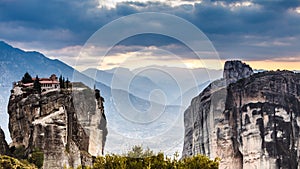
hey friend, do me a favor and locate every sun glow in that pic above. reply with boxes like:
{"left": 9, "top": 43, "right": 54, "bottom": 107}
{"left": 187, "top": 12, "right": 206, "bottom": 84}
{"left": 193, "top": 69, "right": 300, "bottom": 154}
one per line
{"left": 97, "top": 0, "right": 203, "bottom": 9}
{"left": 245, "top": 60, "right": 300, "bottom": 71}
{"left": 296, "top": 7, "right": 300, "bottom": 14}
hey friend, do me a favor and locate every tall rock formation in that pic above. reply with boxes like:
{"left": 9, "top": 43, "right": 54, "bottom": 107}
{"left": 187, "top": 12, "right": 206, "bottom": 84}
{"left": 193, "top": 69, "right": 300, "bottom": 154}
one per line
{"left": 223, "top": 60, "right": 253, "bottom": 85}
{"left": 182, "top": 60, "right": 300, "bottom": 169}
{"left": 0, "top": 127, "right": 10, "bottom": 155}
{"left": 8, "top": 82, "right": 107, "bottom": 169}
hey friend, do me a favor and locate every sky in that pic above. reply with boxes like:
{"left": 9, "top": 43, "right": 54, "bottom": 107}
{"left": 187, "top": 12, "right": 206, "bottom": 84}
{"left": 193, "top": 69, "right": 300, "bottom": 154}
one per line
{"left": 0, "top": 0, "right": 300, "bottom": 71}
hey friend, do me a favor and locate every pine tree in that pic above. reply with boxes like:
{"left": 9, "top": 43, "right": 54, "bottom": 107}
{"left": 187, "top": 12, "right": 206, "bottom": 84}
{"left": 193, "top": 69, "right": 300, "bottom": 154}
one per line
{"left": 33, "top": 75, "right": 41, "bottom": 93}
{"left": 59, "top": 75, "right": 63, "bottom": 88}
{"left": 62, "top": 77, "right": 65, "bottom": 88}
{"left": 21, "top": 72, "right": 33, "bottom": 83}
{"left": 66, "top": 78, "right": 70, "bottom": 89}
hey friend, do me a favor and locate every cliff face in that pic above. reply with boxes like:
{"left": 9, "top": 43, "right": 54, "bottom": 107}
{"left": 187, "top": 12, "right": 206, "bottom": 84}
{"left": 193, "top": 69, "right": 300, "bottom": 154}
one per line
{"left": 182, "top": 61, "right": 300, "bottom": 169}
{"left": 223, "top": 60, "right": 253, "bottom": 85}
{"left": 0, "top": 127, "right": 9, "bottom": 155}
{"left": 8, "top": 83, "right": 107, "bottom": 169}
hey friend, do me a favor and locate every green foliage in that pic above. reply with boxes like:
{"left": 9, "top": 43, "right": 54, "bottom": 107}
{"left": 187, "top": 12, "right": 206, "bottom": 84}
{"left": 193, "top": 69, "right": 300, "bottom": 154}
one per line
{"left": 126, "top": 145, "right": 155, "bottom": 158}
{"left": 22, "top": 72, "right": 34, "bottom": 84}
{"left": 33, "top": 75, "right": 41, "bottom": 93}
{"left": 59, "top": 75, "right": 65, "bottom": 88}
{"left": 11, "top": 145, "right": 26, "bottom": 159}
{"left": 181, "top": 155, "right": 220, "bottom": 169}
{"left": 63, "top": 77, "right": 65, "bottom": 88}
{"left": 95, "top": 89, "right": 101, "bottom": 100}
{"left": 92, "top": 154, "right": 219, "bottom": 169}
{"left": 65, "top": 165, "right": 92, "bottom": 169}
{"left": 66, "top": 78, "right": 70, "bottom": 89}
{"left": 28, "top": 148, "right": 44, "bottom": 169}
{"left": 0, "top": 155, "right": 37, "bottom": 169}
{"left": 92, "top": 146, "right": 220, "bottom": 169}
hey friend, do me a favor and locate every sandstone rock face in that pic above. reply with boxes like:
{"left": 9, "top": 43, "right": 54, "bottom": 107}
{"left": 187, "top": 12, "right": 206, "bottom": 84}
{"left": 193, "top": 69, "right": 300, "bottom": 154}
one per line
{"left": 223, "top": 60, "right": 253, "bottom": 85}
{"left": 8, "top": 83, "right": 107, "bottom": 168}
{"left": 182, "top": 61, "right": 300, "bottom": 169}
{"left": 0, "top": 127, "right": 9, "bottom": 155}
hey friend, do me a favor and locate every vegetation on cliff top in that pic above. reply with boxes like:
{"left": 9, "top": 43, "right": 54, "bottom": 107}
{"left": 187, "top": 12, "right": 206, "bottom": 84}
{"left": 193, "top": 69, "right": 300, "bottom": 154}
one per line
{"left": 92, "top": 154, "right": 219, "bottom": 169}
{"left": 91, "top": 146, "right": 220, "bottom": 169}
{"left": 3, "top": 144, "right": 219, "bottom": 169}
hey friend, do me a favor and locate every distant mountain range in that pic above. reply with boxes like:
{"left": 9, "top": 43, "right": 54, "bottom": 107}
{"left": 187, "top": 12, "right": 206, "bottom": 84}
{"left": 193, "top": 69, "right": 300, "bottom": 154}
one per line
{"left": 0, "top": 41, "right": 222, "bottom": 156}
{"left": 82, "top": 65, "right": 222, "bottom": 105}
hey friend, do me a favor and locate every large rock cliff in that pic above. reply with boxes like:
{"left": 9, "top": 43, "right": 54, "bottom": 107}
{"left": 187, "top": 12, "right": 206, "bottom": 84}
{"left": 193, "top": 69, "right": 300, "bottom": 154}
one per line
{"left": 0, "top": 127, "right": 9, "bottom": 155}
{"left": 182, "top": 61, "right": 300, "bottom": 169}
{"left": 8, "top": 82, "right": 107, "bottom": 168}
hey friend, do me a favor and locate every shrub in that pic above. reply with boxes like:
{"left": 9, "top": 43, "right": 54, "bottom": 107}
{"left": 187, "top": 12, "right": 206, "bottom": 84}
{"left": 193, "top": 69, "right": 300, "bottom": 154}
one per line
{"left": 28, "top": 148, "right": 44, "bottom": 169}
{"left": 0, "top": 155, "right": 37, "bottom": 169}
{"left": 92, "top": 146, "right": 219, "bottom": 169}
{"left": 11, "top": 145, "right": 26, "bottom": 159}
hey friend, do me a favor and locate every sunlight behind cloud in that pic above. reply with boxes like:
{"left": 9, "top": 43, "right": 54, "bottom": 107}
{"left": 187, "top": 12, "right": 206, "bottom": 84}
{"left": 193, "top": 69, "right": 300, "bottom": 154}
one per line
{"left": 97, "top": 0, "right": 203, "bottom": 9}
{"left": 229, "top": 1, "right": 253, "bottom": 8}
{"left": 296, "top": 7, "right": 300, "bottom": 14}
{"left": 246, "top": 59, "right": 300, "bottom": 71}
{"left": 73, "top": 44, "right": 222, "bottom": 71}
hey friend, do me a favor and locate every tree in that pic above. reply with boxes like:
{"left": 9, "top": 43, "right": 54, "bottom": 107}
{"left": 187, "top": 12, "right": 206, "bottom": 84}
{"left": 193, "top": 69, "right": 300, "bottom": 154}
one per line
{"left": 92, "top": 146, "right": 220, "bottom": 169}
{"left": 59, "top": 75, "right": 62, "bottom": 87}
{"left": 66, "top": 78, "right": 70, "bottom": 89}
{"left": 127, "top": 145, "right": 154, "bottom": 158}
{"left": 62, "top": 77, "right": 65, "bottom": 88}
{"left": 28, "top": 148, "right": 44, "bottom": 169}
{"left": 33, "top": 76, "right": 41, "bottom": 93}
{"left": 59, "top": 75, "right": 66, "bottom": 89}
{"left": 21, "top": 72, "right": 33, "bottom": 84}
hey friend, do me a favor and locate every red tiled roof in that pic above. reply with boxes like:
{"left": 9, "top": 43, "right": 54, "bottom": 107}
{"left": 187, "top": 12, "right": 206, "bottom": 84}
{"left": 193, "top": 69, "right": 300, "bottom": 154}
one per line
{"left": 40, "top": 81, "right": 59, "bottom": 84}
{"left": 22, "top": 80, "right": 59, "bottom": 86}
{"left": 23, "top": 83, "right": 33, "bottom": 86}
{"left": 31, "top": 77, "right": 59, "bottom": 84}
{"left": 32, "top": 78, "right": 52, "bottom": 81}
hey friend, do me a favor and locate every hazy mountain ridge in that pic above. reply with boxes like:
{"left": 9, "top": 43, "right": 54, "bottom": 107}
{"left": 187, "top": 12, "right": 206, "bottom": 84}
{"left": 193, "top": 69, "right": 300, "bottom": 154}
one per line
{"left": 0, "top": 41, "right": 157, "bottom": 143}
{"left": 0, "top": 41, "right": 191, "bottom": 156}
{"left": 82, "top": 68, "right": 163, "bottom": 104}
{"left": 83, "top": 65, "right": 222, "bottom": 106}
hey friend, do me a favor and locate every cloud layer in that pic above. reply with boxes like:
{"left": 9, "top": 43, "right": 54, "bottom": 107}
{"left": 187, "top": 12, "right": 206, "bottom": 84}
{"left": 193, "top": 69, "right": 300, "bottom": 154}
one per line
{"left": 0, "top": 0, "right": 300, "bottom": 65}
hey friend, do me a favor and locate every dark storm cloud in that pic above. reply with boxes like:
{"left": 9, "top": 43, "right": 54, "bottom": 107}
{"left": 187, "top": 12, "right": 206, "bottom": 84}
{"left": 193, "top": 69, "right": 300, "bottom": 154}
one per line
{"left": 0, "top": 0, "right": 90, "bottom": 47}
{"left": 0, "top": 0, "right": 121, "bottom": 48}
{"left": 0, "top": 0, "right": 299, "bottom": 61}
{"left": 182, "top": 1, "right": 300, "bottom": 60}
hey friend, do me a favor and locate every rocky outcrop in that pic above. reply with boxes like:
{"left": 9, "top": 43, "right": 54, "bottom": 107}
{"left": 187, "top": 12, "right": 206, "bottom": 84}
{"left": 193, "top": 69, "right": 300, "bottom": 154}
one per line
{"left": 0, "top": 127, "right": 9, "bottom": 155}
{"left": 223, "top": 60, "right": 253, "bottom": 85}
{"left": 8, "top": 83, "right": 107, "bottom": 169}
{"left": 182, "top": 60, "right": 300, "bottom": 169}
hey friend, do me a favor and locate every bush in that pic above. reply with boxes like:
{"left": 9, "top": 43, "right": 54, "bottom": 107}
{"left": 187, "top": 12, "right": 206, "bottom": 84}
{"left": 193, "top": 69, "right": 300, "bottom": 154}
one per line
{"left": 126, "top": 145, "right": 155, "bottom": 158}
{"left": 28, "top": 148, "right": 44, "bottom": 169}
{"left": 92, "top": 154, "right": 219, "bottom": 169}
{"left": 92, "top": 146, "right": 219, "bottom": 169}
{"left": 0, "top": 155, "right": 37, "bottom": 169}
{"left": 11, "top": 145, "right": 26, "bottom": 159}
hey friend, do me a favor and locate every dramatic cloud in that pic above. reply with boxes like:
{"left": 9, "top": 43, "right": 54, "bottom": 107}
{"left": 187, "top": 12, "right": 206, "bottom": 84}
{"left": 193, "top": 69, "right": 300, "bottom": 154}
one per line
{"left": 0, "top": 0, "right": 300, "bottom": 66}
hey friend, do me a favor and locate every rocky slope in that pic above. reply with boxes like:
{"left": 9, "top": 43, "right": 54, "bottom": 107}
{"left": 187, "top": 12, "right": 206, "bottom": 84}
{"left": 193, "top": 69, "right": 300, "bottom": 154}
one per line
{"left": 8, "top": 83, "right": 107, "bottom": 168}
{"left": 182, "top": 60, "right": 300, "bottom": 169}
